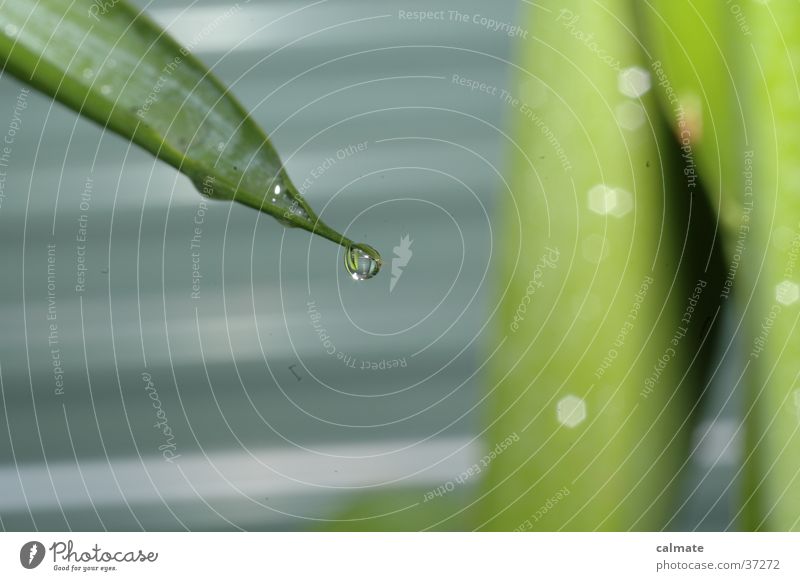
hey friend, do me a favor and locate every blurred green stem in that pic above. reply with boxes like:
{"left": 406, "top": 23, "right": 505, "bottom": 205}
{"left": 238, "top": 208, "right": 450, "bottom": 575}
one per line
{"left": 478, "top": 0, "right": 693, "bottom": 530}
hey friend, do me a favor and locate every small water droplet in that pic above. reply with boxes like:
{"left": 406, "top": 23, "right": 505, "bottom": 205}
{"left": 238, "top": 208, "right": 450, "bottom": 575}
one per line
{"left": 4, "top": 24, "right": 19, "bottom": 37}
{"left": 344, "top": 244, "right": 382, "bottom": 281}
{"left": 100, "top": 84, "right": 112, "bottom": 96}
{"left": 274, "top": 184, "right": 282, "bottom": 195}
{"left": 82, "top": 68, "right": 94, "bottom": 79}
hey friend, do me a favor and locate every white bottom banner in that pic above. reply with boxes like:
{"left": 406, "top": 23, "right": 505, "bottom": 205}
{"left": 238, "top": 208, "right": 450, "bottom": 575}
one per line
{"left": 1, "top": 532, "right": 797, "bottom": 579}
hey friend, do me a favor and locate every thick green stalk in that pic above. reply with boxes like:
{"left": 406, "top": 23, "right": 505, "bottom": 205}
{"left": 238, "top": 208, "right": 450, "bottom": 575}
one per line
{"left": 737, "top": 1, "right": 800, "bottom": 531}
{"left": 0, "top": 0, "right": 375, "bottom": 257}
{"left": 478, "top": 0, "right": 694, "bottom": 530}
{"left": 642, "top": 0, "right": 800, "bottom": 530}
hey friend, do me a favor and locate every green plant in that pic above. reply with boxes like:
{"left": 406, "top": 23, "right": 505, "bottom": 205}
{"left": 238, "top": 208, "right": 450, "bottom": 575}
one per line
{"left": 642, "top": 0, "right": 800, "bottom": 531}
{"left": 478, "top": 0, "right": 800, "bottom": 531}
{"left": 0, "top": 0, "right": 381, "bottom": 271}
{"left": 328, "top": 0, "right": 800, "bottom": 531}
{"left": 738, "top": 0, "right": 800, "bottom": 532}
{"left": 4, "top": 0, "right": 798, "bottom": 531}
{"left": 476, "top": 0, "right": 698, "bottom": 531}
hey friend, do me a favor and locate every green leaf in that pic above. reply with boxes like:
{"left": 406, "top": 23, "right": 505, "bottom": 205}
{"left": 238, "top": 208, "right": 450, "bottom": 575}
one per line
{"left": 0, "top": 0, "right": 379, "bottom": 262}
{"left": 477, "top": 0, "right": 698, "bottom": 530}
{"left": 735, "top": 1, "right": 800, "bottom": 531}
{"left": 643, "top": 0, "right": 800, "bottom": 530}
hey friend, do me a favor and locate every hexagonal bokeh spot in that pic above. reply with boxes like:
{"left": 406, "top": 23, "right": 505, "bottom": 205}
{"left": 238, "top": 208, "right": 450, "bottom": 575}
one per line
{"left": 772, "top": 226, "right": 797, "bottom": 251}
{"left": 609, "top": 188, "right": 633, "bottom": 217}
{"left": 618, "top": 66, "right": 651, "bottom": 98}
{"left": 588, "top": 185, "right": 633, "bottom": 218}
{"left": 793, "top": 390, "right": 800, "bottom": 424}
{"left": 775, "top": 280, "right": 800, "bottom": 306}
{"left": 582, "top": 234, "right": 609, "bottom": 264}
{"left": 557, "top": 395, "right": 587, "bottom": 428}
{"left": 588, "top": 184, "right": 614, "bottom": 215}
{"left": 615, "top": 101, "right": 646, "bottom": 131}
{"left": 520, "top": 78, "right": 549, "bottom": 109}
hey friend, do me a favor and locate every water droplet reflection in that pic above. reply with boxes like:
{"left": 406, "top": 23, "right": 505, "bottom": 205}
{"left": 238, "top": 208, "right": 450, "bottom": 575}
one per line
{"left": 344, "top": 245, "right": 382, "bottom": 281}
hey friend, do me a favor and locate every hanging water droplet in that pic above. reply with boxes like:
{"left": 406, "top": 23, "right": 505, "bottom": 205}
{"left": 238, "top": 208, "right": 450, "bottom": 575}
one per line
{"left": 344, "top": 244, "right": 382, "bottom": 281}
